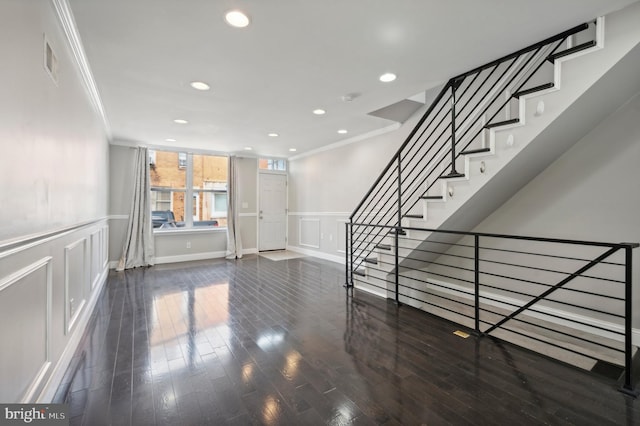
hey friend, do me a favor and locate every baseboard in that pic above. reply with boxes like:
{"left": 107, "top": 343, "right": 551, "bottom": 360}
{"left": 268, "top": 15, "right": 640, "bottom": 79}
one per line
{"left": 286, "top": 245, "right": 345, "bottom": 264}
{"left": 242, "top": 248, "right": 258, "bottom": 255}
{"left": 424, "top": 277, "right": 640, "bottom": 346}
{"left": 154, "top": 251, "right": 227, "bottom": 264}
{"left": 37, "top": 264, "right": 109, "bottom": 402}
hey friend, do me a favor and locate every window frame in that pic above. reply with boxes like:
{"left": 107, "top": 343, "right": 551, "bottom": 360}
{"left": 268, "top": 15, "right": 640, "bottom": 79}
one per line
{"left": 149, "top": 149, "right": 228, "bottom": 233}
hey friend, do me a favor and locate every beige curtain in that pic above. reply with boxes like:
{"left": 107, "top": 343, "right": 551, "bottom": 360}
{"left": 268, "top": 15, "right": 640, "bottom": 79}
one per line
{"left": 226, "top": 155, "right": 243, "bottom": 259}
{"left": 117, "top": 147, "right": 155, "bottom": 270}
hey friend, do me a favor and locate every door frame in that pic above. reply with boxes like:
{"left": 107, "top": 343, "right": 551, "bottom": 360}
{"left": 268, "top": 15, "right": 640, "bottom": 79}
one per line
{"left": 257, "top": 170, "right": 288, "bottom": 252}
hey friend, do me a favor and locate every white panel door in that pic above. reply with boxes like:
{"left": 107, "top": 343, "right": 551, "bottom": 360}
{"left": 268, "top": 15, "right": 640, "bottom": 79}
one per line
{"left": 259, "top": 173, "right": 287, "bottom": 251}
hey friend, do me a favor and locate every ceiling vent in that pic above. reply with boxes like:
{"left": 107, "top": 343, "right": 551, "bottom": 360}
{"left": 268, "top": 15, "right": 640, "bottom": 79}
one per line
{"left": 43, "top": 35, "right": 58, "bottom": 84}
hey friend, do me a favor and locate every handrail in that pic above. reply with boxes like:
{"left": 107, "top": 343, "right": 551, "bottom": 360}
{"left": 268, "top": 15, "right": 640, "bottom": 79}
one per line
{"left": 349, "top": 22, "right": 589, "bottom": 221}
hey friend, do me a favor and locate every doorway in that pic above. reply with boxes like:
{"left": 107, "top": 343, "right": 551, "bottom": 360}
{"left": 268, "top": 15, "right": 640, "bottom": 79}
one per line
{"left": 258, "top": 173, "right": 287, "bottom": 251}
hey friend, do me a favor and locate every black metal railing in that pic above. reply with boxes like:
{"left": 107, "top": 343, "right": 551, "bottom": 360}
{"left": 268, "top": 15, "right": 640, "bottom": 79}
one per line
{"left": 346, "top": 222, "right": 638, "bottom": 394}
{"left": 347, "top": 21, "right": 598, "bottom": 278}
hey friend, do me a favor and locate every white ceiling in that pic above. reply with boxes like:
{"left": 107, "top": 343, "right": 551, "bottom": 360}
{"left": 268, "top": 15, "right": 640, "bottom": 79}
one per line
{"left": 67, "top": 0, "right": 638, "bottom": 158}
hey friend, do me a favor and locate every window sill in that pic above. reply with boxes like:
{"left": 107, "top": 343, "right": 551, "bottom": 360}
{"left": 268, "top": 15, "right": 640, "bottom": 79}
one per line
{"left": 154, "top": 227, "right": 227, "bottom": 236}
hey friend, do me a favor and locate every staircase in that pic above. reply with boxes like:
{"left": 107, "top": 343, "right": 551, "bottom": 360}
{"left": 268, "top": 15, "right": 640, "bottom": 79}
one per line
{"left": 346, "top": 5, "right": 640, "bottom": 396}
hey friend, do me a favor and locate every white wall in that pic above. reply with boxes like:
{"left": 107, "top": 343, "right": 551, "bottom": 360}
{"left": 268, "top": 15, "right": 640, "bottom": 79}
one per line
{"left": 287, "top": 102, "right": 432, "bottom": 261}
{"left": 0, "top": 1, "right": 108, "bottom": 242}
{"left": 0, "top": 0, "right": 109, "bottom": 402}
{"left": 472, "top": 90, "right": 640, "bottom": 328}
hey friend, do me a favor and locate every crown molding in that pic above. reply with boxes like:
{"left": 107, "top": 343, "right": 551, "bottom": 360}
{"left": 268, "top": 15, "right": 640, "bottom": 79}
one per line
{"left": 51, "top": 0, "right": 112, "bottom": 139}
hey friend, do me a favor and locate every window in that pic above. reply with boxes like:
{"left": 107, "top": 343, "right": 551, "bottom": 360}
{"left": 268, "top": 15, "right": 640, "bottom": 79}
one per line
{"left": 259, "top": 158, "right": 286, "bottom": 171}
{"left": 149, "top": 150, "right": 228, "bottom": 229}
{"left": 178, "top": 152, "right": 187, "bottom": 169}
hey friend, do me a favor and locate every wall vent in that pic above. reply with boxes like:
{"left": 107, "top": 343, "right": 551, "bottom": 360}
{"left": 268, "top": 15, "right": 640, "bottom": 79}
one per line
{"left": 43, "top": 35, "right": 58, "bottom": 84}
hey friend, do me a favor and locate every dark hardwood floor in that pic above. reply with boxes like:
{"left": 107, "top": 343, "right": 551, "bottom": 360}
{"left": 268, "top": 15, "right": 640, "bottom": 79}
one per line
{"left": 53, "top": 255, "right": 640, "bottom": 425}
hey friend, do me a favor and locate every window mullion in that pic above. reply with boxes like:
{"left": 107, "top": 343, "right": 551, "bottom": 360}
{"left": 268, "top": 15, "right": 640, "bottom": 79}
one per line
{"left": 185, "top": 153, "right": 194, "bottom": 228}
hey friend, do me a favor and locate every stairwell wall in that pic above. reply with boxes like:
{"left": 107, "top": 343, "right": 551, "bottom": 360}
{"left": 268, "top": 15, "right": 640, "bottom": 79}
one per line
{"left": 471, "top": 90, "right": 640, "bottom": 330}
{"left": 287, "top": 99, "right": 438, "bottom": 262}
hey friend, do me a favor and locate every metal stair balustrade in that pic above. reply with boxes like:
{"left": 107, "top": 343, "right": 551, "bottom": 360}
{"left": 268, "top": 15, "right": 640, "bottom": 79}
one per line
{"left": 345, "top": 19, "right": 640, "bottom": 396}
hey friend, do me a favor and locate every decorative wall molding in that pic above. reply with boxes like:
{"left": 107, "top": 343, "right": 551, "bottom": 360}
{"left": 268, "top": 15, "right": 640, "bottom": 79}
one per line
{"left": 51, "top": 0, "right": 111, "bottom": 138}
{"left": 299, "top": 218, "right": 320, "bottom": 249}
{"left": 0, "top": 218, "right": 108, "bottom": 256}
{"left": 0, "top": 257, "right": 53, "bottom": 402}
{"left": 64, "top": 238, "right": 87, "bottom": 335}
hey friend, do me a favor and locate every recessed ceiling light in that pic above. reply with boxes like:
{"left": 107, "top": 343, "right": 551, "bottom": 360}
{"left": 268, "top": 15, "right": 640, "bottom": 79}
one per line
{"left": 244, "top": 147, "right": 253, "bottom": 151}
{"left": 225, "top": 10, "right": 250, "bottom": 28}
{"left": 313, "top": 109, "right": 326, "bottom": 115}
{"left": 173, "top": 119, "right": 188, "bottom": 124}
{"left": 379, "top": 72, "right": 397, "bottom": 82}
{"left": 289, "top": 148, "right": 297, "bottom": 152}
{"left": 190, "top": 81, "right": 210, "bottom": 91}
{"left": 165, "top": 138, "right": 177, "bottom": 142}
{"left": 337, "top": 129, "right": 348, "bottom": 134}
{"left": 268, "top": 132, "right": 279, "bottom": 137}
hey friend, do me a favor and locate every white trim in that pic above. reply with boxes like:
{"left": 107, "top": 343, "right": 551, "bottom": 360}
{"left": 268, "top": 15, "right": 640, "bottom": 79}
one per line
{"left": 288, "top": 212, "right": 350, "bottom": 217}
{"left": 299, "top": 218, "right": 321, "bottom": 249}
{"left": 154, "top": 251, "right": 227, "bottom": 264}
{"left": 288, "top": 123, "right": 401, "bottom": 161}
{"left": 0, "top": 218, "right": 108, "bottom": 255}
{"left": 154, "top": 227, "right": 227, "bottom": 236}
{"left": 111, "top": 140, "right": 232, "bottom": 158}
{"left": 64, "top": 238, "right": 88, "bottom": 335}
{"left": 0, "top": 257, "right": 53, "bottom": 402}
{"left": 287, "top": 245, "right": 345, "bottom": 265}
{"left": 426, "top": 277, "right": 640, "bottom": 346}
{"left": 51, "top": 0, "right": 111, "bottom": 138}
{"left": 38, "top": 263, "right": 109, "bottom": 402}
{"left": 336, "top": 219, "right": 348, "bottom": 254}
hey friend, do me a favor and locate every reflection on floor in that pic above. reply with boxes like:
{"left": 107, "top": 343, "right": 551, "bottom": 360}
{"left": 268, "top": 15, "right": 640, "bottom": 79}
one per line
{"left": 54, "top": 255, "right": 639, "bottom": 425}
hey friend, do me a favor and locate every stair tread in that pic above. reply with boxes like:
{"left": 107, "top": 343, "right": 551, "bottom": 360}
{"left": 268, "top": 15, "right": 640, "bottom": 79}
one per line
{"left": 404, "top": 214, "right": 424, "bottom": 218}
{"left": 376, "top": 244, "right": 392, "bottom": 251}
{"left": 364, "top": 257, "right": 378, "bottom": 264}
{"left": 421, "top": 195, "right": 444, "bottom": 200}
{"left": 441, "top": 172, "right": 465, "bottom": 179}
{"left": 485, "top": 118, "right": 520, "bottom": 129}
{"left": 548, "top": 40, "right": 597, "bottom": 63}
{"left": 388, "top": 229, "right": 407, "bottom": 235}
{"left": 513, "top": 82, "right": 555, "bottom": 98}
{"left": 353, "top": 269, "right": 366, "bottom": 277}
{"left": 460, "top": 147, "right": 491, "bottom": 155}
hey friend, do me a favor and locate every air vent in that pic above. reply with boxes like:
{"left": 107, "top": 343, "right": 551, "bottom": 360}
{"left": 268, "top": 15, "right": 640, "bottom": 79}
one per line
{"left": 43, "top": 35, "right": 58, "bottom": 84}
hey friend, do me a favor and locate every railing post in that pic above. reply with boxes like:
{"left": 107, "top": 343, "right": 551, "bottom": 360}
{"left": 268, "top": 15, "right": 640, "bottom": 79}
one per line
{"left": 474, "top": 235, "right": 480, "bottom": 334}
{"left": 620, "top": 244, "right": 638, "bottom": 397}
{"left": 394, "top": 227, "right": 400, "bottom": 305}
{"left": 446, "top": 81, "right": 463, "bottom": 178}
{"left": 345, "top": 221, "right": 352, "bottom": 294}
{"left": 397, "top": 156, "right": 402, "bottom": 227}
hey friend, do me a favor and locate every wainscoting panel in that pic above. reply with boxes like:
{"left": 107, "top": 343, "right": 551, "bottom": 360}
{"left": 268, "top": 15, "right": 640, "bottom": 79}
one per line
{"left": 336, "top": 219, "right": 347, "bottom": 254}
{"left": 299, "top": 218, "right": 320, "bottom": 249}
{"left": 90, "top": 230, "right": 101, "bottom": 290}
{"left": 64, "top": 238, "right": 87, "bottom": 334}
{"left": 0, "top": 257, "right": 52, "bottom": 402}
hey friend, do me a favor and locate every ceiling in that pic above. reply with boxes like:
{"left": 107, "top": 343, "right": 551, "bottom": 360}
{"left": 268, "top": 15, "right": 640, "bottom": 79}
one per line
{"left": 67, "top": 0, "right": 638, "bottom": 158}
